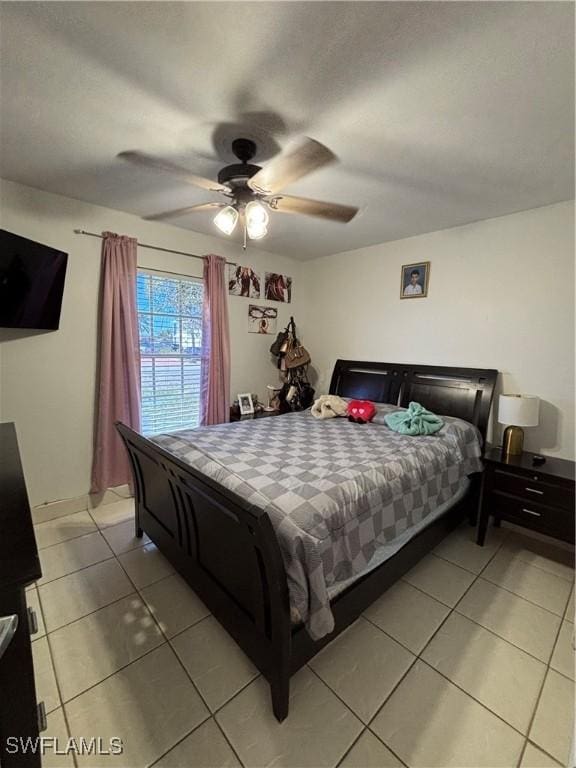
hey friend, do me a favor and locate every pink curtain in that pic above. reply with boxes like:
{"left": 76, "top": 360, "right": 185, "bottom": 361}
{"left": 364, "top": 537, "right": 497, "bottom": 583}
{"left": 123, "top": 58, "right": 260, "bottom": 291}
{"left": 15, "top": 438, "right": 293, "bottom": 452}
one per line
{"left": 91, "top": 232, "right": 141, "bottom": 493}
{"left": 201, "top": 254, "right": 231, "bottom": 425}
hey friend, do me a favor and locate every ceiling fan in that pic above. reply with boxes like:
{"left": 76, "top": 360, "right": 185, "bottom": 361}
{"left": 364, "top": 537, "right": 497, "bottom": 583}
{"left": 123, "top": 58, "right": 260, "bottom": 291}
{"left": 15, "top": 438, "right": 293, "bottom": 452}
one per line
{"left": 118, "top": 137, "right": 358, "bottom": 246}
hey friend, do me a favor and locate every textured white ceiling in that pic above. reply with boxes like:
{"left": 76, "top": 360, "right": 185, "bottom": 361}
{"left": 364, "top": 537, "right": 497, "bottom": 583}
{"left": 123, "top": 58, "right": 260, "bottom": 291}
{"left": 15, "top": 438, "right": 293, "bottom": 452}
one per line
{"left": 0, "top": 2, "right": 573, "bottom": 260}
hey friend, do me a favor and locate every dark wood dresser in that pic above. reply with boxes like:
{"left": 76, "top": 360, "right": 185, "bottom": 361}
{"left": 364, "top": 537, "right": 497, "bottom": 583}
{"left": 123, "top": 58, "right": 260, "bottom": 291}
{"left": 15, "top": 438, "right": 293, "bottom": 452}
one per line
{"left": 477, "top": 445, "right": 575, "bottom": 546}
{"left": 0, "top": 422, "right": 43, "bottom": 767}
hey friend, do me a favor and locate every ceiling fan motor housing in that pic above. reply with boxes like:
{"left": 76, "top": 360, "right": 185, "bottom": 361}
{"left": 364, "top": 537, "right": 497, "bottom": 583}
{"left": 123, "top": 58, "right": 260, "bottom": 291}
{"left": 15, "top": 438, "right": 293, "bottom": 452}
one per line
{"left": 218, "top": 162, "right": 261, "bottom": 187}
{"left": 218, "top": 138, "right": 262, "bottom": 187}
{"left": 232, "top": 138, "right": 257, "bottom": 163}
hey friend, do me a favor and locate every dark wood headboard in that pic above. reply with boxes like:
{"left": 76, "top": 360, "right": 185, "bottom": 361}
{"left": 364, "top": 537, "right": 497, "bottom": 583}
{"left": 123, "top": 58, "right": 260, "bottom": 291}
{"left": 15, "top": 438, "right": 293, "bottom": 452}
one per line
{"left": 329, "top": 360, "right": 498, "bottom": 441}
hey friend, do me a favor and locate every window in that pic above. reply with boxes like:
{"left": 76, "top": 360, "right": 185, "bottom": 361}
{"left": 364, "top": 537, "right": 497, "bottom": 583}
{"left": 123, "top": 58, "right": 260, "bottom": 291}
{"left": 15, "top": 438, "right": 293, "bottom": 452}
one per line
{"left": 137, "top": 270, "right": 203, "bottom": 435}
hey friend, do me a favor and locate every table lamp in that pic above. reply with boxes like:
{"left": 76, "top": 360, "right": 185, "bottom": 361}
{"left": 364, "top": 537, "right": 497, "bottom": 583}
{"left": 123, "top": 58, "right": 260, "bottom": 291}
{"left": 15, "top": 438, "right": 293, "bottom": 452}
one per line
{"left": 265, "top": 384, "right": 282, "bottom": 412}
{"left": 498, "top": 394, "right": 540, "bottom": 456}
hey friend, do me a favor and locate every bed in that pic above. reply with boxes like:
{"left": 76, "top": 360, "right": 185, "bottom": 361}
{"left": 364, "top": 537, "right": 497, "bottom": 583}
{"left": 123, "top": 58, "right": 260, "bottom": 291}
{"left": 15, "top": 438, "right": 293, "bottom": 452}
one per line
{"left": 116, "top": 360, "right": 497, "bottom": 721}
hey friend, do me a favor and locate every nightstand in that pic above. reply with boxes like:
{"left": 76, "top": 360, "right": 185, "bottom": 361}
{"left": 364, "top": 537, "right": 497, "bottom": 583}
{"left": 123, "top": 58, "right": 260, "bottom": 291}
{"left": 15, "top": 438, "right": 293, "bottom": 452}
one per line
{"left": 477, "top": 446, "right": 575, "bottom": 546}
{"left": 230, "top": 409, "right": 281, "bottom": 422}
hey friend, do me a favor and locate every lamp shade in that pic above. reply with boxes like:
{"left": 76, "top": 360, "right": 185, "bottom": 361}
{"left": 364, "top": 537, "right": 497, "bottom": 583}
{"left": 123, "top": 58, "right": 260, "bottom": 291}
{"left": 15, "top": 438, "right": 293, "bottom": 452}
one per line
{"left": 498, "top": 394, "right": 540, "bottom": 427}
{"left": 214, "top": 206, "right": 239, "bottom": 236}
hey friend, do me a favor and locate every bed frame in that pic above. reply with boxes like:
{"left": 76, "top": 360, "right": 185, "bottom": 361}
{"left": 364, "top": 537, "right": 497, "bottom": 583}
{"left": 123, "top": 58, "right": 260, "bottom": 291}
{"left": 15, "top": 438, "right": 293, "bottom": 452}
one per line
{"left": 116, "top": 360, "right": 497, "bottom": 721}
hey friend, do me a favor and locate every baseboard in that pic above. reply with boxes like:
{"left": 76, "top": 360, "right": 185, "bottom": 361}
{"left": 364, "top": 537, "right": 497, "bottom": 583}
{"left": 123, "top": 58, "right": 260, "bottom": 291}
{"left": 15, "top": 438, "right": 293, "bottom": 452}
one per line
{"left": 32, "top": 485, "right": 133, "bottom": 525}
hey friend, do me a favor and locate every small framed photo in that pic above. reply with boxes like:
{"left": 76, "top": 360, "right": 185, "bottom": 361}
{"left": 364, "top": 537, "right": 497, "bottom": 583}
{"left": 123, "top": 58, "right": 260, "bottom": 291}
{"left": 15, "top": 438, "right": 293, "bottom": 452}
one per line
{"left": 238, "top": 393, "right": 254, "bottom": 416}
{"left": 400, "top": 261, "right": 430, "bottom": 299}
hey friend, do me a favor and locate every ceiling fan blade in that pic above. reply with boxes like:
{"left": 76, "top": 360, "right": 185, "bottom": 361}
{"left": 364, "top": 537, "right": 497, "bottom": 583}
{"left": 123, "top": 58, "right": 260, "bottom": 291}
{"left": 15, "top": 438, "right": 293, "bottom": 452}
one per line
{"left": 268, "top": 195, "right": 358, "bottom": 223}
{"left": 248, "top": 138, "right": 336, "bottom": 195}
{"left": 143, "top": 202, "right": 225, "bottom": 221}
{"left": 118, "top": 151, "right": 228, "bottom": 193}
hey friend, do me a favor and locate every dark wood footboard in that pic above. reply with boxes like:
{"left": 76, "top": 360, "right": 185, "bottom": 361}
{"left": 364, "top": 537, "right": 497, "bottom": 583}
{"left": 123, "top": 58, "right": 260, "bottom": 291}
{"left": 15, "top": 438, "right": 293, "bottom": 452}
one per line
{"left": 115, "top": 422, "right": 292, "bottom": 721}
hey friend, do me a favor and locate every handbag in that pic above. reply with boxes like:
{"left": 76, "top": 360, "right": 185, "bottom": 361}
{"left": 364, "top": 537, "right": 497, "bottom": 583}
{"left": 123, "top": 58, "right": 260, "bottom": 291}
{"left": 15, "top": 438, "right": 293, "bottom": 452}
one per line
{"left": 277, "top": 379, "right": 315, "bottom": 412}
{"left": 285, "top": 339, "right": 311, "bottom": 369}
{"left": 270, "top": 330, "right": 289, "bottom": 357}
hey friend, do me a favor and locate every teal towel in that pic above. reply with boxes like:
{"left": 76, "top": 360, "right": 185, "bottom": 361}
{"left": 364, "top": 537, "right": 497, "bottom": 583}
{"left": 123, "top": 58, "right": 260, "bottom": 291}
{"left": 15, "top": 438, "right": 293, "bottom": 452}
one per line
{"left": 384, "top": 401, "right": 444, "bottom": 436}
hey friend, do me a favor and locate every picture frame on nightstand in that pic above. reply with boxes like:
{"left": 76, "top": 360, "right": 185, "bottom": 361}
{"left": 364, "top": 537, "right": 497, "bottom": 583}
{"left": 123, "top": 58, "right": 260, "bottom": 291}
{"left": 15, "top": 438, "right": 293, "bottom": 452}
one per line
{"left": 238, "top": 393, "right": 254, "bottom": 416}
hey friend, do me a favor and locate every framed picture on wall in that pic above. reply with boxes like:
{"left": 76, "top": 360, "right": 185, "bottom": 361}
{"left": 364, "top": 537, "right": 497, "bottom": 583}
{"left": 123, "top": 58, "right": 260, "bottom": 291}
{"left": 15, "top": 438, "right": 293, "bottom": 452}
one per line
{"left": 400, "top": 261, "right": 430, "bottom": 299}
{"left": 264, "top": 272, "right": 292, "bottom": 303}
{"left": 248, "top": 304, "right": 278, "bottom": 334}
{"left": 228, "top": 264, "right": 261, "bottom": 298}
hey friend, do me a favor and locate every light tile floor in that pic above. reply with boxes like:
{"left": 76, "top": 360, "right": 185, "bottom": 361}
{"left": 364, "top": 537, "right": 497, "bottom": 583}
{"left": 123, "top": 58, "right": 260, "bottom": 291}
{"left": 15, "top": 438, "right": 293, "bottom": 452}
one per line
{"left": 29, "top": 498, "right": 574, "bottom": 768}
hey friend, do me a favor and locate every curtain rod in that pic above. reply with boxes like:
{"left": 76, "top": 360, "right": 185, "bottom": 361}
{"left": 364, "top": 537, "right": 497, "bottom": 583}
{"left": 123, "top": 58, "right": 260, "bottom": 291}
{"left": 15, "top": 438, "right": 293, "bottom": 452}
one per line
{"left": 73, "top": 229, "right": 237, "bottom": 268}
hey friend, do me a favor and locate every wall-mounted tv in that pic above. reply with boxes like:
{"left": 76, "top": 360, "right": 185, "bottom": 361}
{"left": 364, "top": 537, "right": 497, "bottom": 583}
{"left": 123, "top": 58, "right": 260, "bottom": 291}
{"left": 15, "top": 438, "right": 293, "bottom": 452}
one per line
{"left": 0, "top": 229, "right": 68, "bottom": 330}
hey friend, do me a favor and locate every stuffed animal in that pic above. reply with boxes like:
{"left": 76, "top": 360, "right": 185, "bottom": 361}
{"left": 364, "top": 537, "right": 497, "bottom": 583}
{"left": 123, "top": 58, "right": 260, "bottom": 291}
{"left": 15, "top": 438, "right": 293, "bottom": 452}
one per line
{"left": 311, "top": 395, "right": 349, "bottom": 420}
{"left": 347, "top": 399, "right": 377, "bottom": 424}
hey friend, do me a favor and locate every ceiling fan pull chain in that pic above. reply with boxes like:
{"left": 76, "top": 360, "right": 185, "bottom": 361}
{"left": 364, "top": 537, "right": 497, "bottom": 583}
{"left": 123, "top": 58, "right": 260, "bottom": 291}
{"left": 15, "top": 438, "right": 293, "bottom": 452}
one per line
{"left": 243, "top": 219, "right": 247, "bottom": 251}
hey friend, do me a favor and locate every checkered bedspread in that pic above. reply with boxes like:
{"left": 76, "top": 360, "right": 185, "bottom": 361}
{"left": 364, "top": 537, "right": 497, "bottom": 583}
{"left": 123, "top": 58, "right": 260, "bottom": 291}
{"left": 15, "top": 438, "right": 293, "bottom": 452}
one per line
{"left": 152, "top": 406, "right": 483, "bottom": 639}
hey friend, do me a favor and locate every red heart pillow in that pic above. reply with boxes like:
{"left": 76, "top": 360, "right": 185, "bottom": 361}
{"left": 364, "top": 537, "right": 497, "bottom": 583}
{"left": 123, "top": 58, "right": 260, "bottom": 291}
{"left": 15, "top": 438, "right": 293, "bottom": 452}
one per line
{"left": 347, "top": 400, "right": 377, "bottom": 423}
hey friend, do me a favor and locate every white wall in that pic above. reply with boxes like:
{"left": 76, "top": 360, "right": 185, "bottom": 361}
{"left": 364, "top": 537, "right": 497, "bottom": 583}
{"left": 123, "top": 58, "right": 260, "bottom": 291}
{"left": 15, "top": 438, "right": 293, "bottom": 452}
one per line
{"left": 302, "top": 202, "right": 575, "bottom": 459}
{"left": 0, "top": 179, "right": 304, "bottom": 506}
{"left": 1, "top": 178, "right": 573, "bottom": 506}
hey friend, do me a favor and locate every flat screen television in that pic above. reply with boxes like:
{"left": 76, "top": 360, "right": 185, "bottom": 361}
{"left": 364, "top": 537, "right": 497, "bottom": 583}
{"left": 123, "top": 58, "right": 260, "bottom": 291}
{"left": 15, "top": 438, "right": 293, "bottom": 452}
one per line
{"left": 0, "top": 229, "right": 68, "bottom": 330}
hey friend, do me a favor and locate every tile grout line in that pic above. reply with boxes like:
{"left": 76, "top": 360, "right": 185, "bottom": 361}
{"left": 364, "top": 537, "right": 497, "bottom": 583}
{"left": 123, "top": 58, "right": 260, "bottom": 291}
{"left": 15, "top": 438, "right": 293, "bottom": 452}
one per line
{"left": 144, "top": 523, "right": 519, "bottom": 763}
{"left": 32, "top": 576, "right": 79, "bottom": 768}
{"left": 37, "top": 512, "right": 573, "bottom": 767}
{"left": 306, "top": 663, "right": 412, "bottom": 768}
{"left": 366, "top": 574, "right": 475, "bottom": 731}
{"left": 212, "top": 716, "right": 247, "bottom": 768}
{"left": 32, "top": 488, "right": 128, "bottom": 523}
{"left": 34, "top": 506, "right": 139, "bottom": 554}
{"left": 438, "top": 530, "right": 573, "bottom": 761}
{"left": 333, "top": 727, "right": 369, "bottom": 768}
{"left": 477, "top": 574, "right": 572, "bottom": 618}
{"left": 403, "top": 569, "right": 573, "bottom": 620}
{"left": 58, "top": 641, "right": 168, "bottom": 708}
{"left": 37, "top": 518, "right": 166, "bottom": 699}
{"left": 360, "top": 527, "right": 537, "bottom": 752}
{"left": 423, "top": 527, "right": 551, "bottom": 748}
{"left": 403, "top": 539, "right": 574, "bottom": 660}
{"left": 241, "top": 527, "right": 573, "bottom": 765}
{"left": 167, "top": 628, "right": 260, "bottom": 713}
{"left": 34, "top": 521, "right": 152, "bottom": 587}
{"left": 35, "top": 528, "right": 101, "bottom": 553}
{"left": 36, "top": 520, "right": 211, "bottom": 673}
{"left": 36, "top": 552, "right": 117, "bottom": 589}
{"left": 335, "top": 723, "right": 410, "bottom": 768}
{"left": 523, "top": 739, "right": 565, "bottom": 767}
{"left": 361, "top": 586, "right": 564, "bottom": 673}
{"left": 106, "top": 536, "right": 248, "bottom": 768}
{"left": 50, "top": 525, "right": 221, "bottom": 768}
{"left": 160, "top": 637, "right": 248, "bottom": 767}
{"left": 35, "top": 501, "right": 137, "bottom": 764}
{"left": 516, "top": 738, "right": 529, "bottom": 768}
{"left": 38, "top": 587, "right": 139, "bottom": 637}
{"left": 450, "top": 606, "right": 566, "bottom": 669}
{"left": 482, "top": 537, "right": 575, "bottom": 581}
{"left": 34, "top": 519, "right": 139, "bottom": 766}
{"left": 37, "top": 555, "right": 173, "bottom": 636}
{"left": 518, "top": 579, "right": 575, "bottom": 766}
{"left": 147, "top": 605, "right": 212, "bottom": 644}
{"left": 435, "top": 548, "right": 575, "bottom": 585}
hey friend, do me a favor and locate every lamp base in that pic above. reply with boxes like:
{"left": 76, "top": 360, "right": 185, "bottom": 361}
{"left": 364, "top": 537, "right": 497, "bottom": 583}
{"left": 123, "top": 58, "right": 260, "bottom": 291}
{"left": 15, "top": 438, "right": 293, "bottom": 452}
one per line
{"left": 503, "top": 425, "right": 524, "bottom": 456}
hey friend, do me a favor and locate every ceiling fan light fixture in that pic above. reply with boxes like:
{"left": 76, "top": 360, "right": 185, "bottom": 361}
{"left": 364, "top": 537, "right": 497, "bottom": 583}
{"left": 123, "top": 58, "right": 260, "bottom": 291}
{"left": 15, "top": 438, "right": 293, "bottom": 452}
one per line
{"left": 245, "top": 201, "right": 269, "bottom": 240}
{"left": 214, "top": 205, "right": 239, "bottom": 236}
